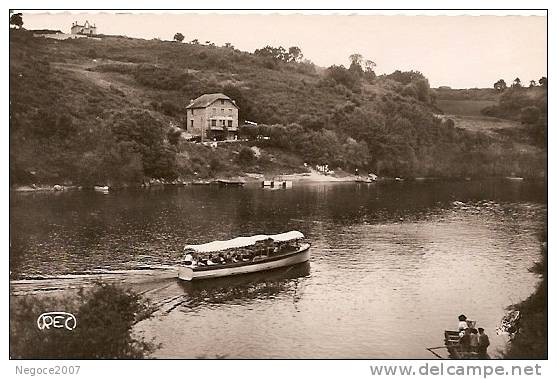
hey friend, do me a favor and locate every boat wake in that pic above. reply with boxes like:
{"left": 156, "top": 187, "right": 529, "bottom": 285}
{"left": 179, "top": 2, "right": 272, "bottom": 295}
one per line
{"left": 10, "top": 262, "right": 311, "bottom": 317}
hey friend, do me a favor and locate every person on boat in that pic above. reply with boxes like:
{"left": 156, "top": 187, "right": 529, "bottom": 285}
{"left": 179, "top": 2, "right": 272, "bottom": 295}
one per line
{"left": 458, "top": 314, "right": 468, "bottom": 332}
{"left": 207, "top": 254, "right": 216, "bottom": 265}
{"left": 459, "top": 328, "right": 472, "bottom": 352}
{"left": 469, "top": 328, "right": 479, "bottom": 353}
{"left": 478, "top": 328, "right": 490, "bottom": 358}
{"left": 184, "top": 252, "right": 194, "bottom": 266}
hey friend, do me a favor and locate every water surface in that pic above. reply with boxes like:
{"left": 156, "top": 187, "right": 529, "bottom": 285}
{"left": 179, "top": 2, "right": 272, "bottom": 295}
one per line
{"left": 10, "top": 180, "right": 546, "bottom": 358}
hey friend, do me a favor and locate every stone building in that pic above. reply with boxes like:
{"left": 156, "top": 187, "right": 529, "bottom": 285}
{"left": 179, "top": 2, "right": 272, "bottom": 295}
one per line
{"left": 185, "top": 93, "right": 239, "bottom": 141}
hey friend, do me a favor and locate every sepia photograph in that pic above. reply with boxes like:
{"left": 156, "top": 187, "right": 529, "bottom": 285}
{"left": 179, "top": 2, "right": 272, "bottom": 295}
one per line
{"left": 8, "top": 8, "right": 548, "bottom": 365}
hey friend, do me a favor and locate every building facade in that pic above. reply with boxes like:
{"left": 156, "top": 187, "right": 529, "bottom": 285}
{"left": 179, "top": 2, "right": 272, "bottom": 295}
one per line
{"left": 71, "top": 20, "right": 97, "bottom": 35}
{"left": 185, "top": 93, "right": 239, "bottom": 141}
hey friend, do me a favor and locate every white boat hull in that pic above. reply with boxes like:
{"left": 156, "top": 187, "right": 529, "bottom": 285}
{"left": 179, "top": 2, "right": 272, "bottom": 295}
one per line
{"left": 178, "top": 243, "right": 310, "bottom": 281}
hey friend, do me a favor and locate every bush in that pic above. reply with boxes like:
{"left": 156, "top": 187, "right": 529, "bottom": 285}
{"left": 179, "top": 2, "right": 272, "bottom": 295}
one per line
{"left": 520, "top": 106, "right": 541, "bottom": 124}
{"left": 238, "top": 147, "right": 255, "bottom": 165}
{"left": 10, "top": 283, "right": 159, "bottom": 359}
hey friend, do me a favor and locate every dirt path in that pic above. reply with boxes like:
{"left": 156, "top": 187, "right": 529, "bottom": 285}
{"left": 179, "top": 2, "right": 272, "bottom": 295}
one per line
{"left": 52, "top": 61, "right": 143, "bottom": 105}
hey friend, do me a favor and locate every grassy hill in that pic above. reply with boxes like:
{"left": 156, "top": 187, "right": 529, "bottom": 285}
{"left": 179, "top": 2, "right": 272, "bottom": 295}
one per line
{"left": 9, "top": 29, "right": 547, "bottom": 186}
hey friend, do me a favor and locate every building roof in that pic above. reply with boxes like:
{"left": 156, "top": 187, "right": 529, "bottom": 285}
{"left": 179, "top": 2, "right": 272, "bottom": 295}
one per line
{"left": 186, "top": 93, "right": 238, "bottom": 109}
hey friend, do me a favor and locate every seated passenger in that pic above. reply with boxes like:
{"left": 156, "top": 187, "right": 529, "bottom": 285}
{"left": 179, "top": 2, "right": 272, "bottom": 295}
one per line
{"left": 469, "top": 328, "right": 479, "bottom": 353}
{"left": 458, "top": 314, "right": 468, "bottom": 332}
{"left": 184, "top": 252, "right": 194, "bottom": 266}
{"left": 206, "top": 254, "right": 216, "bottom": 265}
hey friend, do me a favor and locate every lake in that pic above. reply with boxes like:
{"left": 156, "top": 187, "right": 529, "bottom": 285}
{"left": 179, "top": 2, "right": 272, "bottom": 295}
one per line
{"left": 9, "top": 179, "right": 546, "bottom": 358}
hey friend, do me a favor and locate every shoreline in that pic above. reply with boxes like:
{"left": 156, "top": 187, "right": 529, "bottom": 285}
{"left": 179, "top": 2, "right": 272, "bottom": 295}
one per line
{"left": 11, "top": 171, "right": 545, "bottom": 193}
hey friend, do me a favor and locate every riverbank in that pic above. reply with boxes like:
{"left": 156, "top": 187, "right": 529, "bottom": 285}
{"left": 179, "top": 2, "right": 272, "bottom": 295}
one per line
{"left": 11, "top": 168, "right": 360, "bottom": 192}
{"left": 503, "top": 233, "right": 547, "bottom": 359}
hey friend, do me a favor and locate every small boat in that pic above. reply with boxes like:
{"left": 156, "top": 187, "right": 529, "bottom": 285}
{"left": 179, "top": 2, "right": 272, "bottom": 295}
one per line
{"left": 217, "top": 179, "right": 245, "bottom": 187}
{"left": 178, "top": 231, "right": 310, "bottom": 281}
{"left": 443, "top": 330, "right": 480, "bottom": 359}
{"left": 192, "top": 180, "right": 212, "bottom": 185}
{"left": 505, "top": 176, "right": 524, "bottom": 181}
{"left": 355, "top": 177, "right": 375, "bottom": 183}
{"left": 93, "top": 185, "right": 109, "bottom": 193}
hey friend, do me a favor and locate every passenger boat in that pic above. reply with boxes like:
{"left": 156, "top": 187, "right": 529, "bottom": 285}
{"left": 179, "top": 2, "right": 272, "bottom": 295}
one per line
{"left": 178, "top": 231, "right": 310, "bottom": 281}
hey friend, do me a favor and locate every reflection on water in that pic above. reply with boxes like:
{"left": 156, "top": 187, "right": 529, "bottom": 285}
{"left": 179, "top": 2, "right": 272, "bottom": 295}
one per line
{"left": 10, "top": 180, "right": 546, "bottom": 358}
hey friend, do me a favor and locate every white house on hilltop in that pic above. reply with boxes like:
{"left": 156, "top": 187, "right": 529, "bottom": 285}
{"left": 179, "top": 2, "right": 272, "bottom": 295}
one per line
{"left": 71, "top": 20, "right": 97, "bottom": 35}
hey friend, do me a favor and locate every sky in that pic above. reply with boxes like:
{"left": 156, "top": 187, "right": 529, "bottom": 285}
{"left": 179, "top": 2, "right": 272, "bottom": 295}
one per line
{"left": 19, "top": 11, "right": 547, "bottom": 88}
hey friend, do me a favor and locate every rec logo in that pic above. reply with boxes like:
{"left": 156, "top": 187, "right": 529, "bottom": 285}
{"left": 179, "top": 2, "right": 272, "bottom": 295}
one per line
{"left": 37, "top": 312, "right": 77, "bottom": 331}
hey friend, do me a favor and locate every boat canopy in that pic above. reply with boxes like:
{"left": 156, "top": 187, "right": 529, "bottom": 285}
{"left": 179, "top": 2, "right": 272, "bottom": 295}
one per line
{"left": 184, "top": 231, "right": 304, "bottom": 253}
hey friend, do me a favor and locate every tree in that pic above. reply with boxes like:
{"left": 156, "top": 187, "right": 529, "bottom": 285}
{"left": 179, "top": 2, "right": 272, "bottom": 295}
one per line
{"left": 224, "top": 42, "right": 234, "bottom": 49}
{"left": 254, "top": 45, "right": 288, "bottom": 62}
{"left": 539, "top": 76, "right": 547, "bottom": 88}
{"left": 494, "top": 79, "right": 507, "bottom": 92}
{"left": 326, "top": 65, "right": 359, "bottom": 90}
{"left": 529, "top": 80, "right": 537, "bottom": 88}
{"left": 364, "top": 59, "right": 376, "bottom": 73}
{"left": 288, "top": 46, "right": 303, "bottom": 62}
{"left": 349, "top": 53, "right": 363, "bottom": 67}
{"left": 10, "top": 12, "right": 23, "bottom": 29}
{"left": 387, "top": 70, "right": 425, "bottom": 85}
{"left": 512, "top": 77, "right": 522, "bottom": 88}
{"left": 190, "top": 38, "right": 199, "bottom": 44}
{"left": 173, "top": 32, "right": 184, "bottom": 42}
{"left": 363, "top": 59, "right": 377, "bottom": 82}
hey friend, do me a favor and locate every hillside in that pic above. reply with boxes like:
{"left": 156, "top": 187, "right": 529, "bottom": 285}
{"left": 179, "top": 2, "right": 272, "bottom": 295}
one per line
{"left": 9, "top": 29, "right": 547, "bottom": 186}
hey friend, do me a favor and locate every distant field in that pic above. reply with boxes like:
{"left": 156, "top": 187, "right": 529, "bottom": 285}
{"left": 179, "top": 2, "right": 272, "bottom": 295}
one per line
{"left": 436, "top": 99, "right": 497, "bottom": 117}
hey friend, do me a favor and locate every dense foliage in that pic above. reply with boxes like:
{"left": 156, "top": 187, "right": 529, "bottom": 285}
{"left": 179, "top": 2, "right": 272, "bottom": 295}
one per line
{"left": 481, "top": 86, "right": 547, "bottom": 146}
{"left": 10, "top": 283, "right": 159, "bottom": 358}
{"left": 9, "top": 29, "right": 547, "bottom": 185}
{"left": 503, "top": 230, "right": 547, "bottom": 359}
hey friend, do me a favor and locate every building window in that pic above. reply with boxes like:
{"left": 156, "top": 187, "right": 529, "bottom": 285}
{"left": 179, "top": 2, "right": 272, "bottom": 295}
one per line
{"left": 190, "top": 120, "right": 193, "bottom": 129}
{"left": 191, "top": 109, "right": 194, "bottom": 116}
{"left": 221, "top": 109, "right": 224, "bottom": 113}
{"left": 228, "top": 120, "right": 233, "bottom": 127}
{"left": 211, "top": 120, "right": 217, "bottom": 127}
{"left": 228, "top": 108, "right": 232, "bottom": 113}
{"left": 221, "top": 100, "right": 224, "bottom": 105}
{"left": 212, "top": 108, "right": 216, "bottom": 114}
